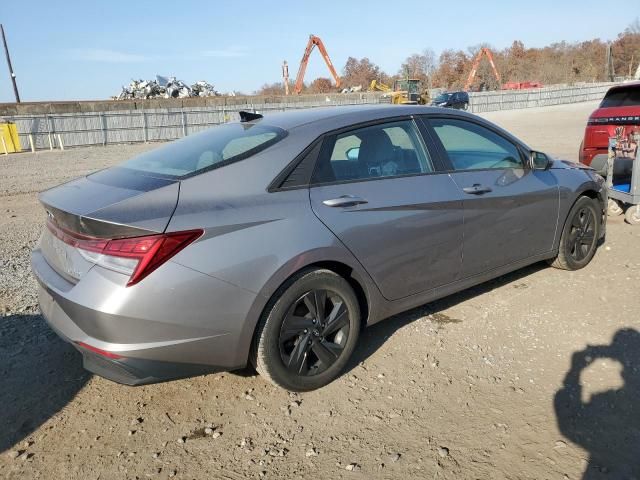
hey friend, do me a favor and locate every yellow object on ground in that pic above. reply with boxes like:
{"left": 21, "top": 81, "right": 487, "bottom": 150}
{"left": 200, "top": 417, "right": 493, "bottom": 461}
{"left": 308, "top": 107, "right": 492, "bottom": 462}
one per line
{"left": 0, "top": 123, "right": 22, "bottom": 153}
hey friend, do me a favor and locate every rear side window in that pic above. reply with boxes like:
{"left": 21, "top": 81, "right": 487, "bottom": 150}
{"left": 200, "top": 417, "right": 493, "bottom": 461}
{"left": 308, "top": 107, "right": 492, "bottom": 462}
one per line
{"left": 429, "top": 118, "right": 524, "bottom": 170}
{"left": 312, "top": 120, "right": 433, "bottom": 184}
{"left": 600, "top": 87, "right": 640, "bottom": 107}
{"left": 121, "top": 123, "right": 286, "bottom": 178}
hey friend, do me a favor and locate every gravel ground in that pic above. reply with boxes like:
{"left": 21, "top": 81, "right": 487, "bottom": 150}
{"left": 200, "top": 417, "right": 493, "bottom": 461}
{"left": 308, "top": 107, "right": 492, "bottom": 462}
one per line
{"left": 1, "top": 101, "right": 639, "bottom": 479}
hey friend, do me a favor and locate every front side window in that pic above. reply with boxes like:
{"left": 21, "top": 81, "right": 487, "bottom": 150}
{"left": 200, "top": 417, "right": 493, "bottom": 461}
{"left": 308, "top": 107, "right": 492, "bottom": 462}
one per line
{"left": 312, "top": 120, "right": 433, "bottom": 184}
{"left": 429, "top": 118, "right": 524, "bottom": 170}
{"left": 121, "top": 123, "right": 286, "bottom": 178}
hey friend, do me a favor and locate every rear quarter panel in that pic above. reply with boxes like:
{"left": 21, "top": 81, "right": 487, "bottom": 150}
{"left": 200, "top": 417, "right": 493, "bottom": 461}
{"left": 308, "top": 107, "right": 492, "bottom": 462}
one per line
{"left": 166, "top": 153, "right": 386, "bottom": 366}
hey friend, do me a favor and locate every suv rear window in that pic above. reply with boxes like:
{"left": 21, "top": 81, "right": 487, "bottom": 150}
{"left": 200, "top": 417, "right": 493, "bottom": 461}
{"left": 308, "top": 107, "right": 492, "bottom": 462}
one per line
{"left": 600, "top": 87, "right": 640, "bottom": 108}
{"left": 121, "top": 123, "right": 286, "bottom": 178}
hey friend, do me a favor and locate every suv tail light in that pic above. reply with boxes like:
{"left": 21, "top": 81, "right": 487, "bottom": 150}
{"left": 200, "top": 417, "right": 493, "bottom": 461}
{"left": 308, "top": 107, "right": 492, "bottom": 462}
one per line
{"left": 46, "top": 221, "right": 203, "bottom": 286}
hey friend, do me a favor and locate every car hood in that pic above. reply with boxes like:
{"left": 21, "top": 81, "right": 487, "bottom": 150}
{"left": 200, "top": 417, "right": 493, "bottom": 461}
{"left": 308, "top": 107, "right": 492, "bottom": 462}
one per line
{"left": 549, "top": 159, "right": 594, "bottom": 170}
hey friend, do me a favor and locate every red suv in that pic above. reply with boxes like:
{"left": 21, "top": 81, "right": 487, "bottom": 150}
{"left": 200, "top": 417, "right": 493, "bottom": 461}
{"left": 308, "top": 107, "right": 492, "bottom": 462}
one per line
{"left": 579, "top": 82, "right": 640, "bottom": 175}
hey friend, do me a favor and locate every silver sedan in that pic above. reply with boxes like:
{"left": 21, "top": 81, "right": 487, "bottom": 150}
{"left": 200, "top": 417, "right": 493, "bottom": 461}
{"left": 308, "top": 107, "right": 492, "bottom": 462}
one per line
{"left": 31, "top": 105, "right": 606, "bottom": 391}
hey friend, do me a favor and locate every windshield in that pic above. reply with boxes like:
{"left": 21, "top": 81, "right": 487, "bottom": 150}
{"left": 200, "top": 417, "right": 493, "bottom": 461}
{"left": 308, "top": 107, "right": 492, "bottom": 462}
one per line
{"left": 435, "top": 93, "right": 452, "bottom": 103}
{"left": 600, "top": 87, "right": 640, "bottom": 108}
{"left": 121, "top": 123, "right": 286, "bottom": 178}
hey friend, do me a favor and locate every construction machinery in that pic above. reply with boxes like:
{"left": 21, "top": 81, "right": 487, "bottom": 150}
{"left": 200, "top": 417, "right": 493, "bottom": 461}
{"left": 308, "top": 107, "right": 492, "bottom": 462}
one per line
{"left": 294, "top": 35, "right": 341, "bottom": 95}
{"left": 464, "top": 47, "right": 501, "bottom": 91}
{"left": 369, "top": 79, "right": 392, "bottom": 93}
{"left": 369, "top": 78, "right": 429, "bottom": 105}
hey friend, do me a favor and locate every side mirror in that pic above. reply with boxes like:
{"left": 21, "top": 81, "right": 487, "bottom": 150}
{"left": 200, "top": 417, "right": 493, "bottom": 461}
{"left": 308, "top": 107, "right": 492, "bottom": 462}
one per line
{"left": 346, "top": 147, "right": 360, "bottom": 161}
{"left": 531, "top": 151, "right": 550, "bottom": 170}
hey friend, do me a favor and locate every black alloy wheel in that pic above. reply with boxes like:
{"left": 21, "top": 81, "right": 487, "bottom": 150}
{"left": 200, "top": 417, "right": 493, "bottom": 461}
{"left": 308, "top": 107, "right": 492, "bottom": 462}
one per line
{"left": 567, "top": 205, "right": 597, "bottom": 262}
{"left": 279, "top": 289, "right": 350, "bottom": 376}
{"left": 252, "top": 268, "right": 361, "bottom": 391}
{"left": 550, "top": 196, "right": 601, "bottom": 271}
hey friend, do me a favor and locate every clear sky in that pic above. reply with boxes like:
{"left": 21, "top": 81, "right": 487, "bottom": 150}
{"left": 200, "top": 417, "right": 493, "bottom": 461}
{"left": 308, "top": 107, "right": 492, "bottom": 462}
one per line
{"left": 0, "top": 0, "right": 637, "bottom": 102}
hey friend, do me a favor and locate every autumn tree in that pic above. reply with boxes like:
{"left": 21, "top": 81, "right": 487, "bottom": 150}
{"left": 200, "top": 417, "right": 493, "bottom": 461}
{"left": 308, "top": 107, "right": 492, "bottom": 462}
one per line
{"left": 432, "top": 49, "right": 468, "bottom": 89}
{"left": 256, "top": 82, "right": 286, "bottom": 96}
{"left": 398, "top": 49, "right": 437, "bottom": 87}
{"left": 342, "top": 57, "right": 386, "bottom": 88}
{"left": 309, "top": 77, "right": 334, "bottom": 93}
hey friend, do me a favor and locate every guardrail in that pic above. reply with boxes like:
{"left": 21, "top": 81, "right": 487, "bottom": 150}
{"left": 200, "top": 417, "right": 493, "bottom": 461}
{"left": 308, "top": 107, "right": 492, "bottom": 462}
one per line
{"left": 1, "top": 82, "right": 616, "bottom": 151}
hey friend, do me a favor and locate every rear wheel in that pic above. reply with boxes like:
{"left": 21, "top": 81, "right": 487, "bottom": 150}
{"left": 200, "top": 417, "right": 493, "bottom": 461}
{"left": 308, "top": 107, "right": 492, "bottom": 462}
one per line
{"left": 252, "top": 269, "right": 360, "bottom": 391}
{"left": 624, "top": 205, "right": 640, "bottom": 225}
{"left": 550, "top": 196, "right": 601, "bottom": 270}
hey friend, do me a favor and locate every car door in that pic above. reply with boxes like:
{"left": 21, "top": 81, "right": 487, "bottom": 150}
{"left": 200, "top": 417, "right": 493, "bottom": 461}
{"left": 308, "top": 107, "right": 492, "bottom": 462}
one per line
{"left": 309, "top": 118, "right": 464, "bottom": 301}
{"left": 452, "top": 93, "right": 461, "bottom": 109}
{"left": 423, "top": 116, "right": 559, "bottom": 278}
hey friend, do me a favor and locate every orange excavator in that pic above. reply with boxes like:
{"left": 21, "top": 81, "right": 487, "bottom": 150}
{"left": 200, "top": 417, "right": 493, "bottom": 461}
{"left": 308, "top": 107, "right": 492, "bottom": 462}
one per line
{"left": 464, "top": 47, "right": 501, "bottom": 91}
{"left": 294, "top": 35, "right": 341, "bottom": 94}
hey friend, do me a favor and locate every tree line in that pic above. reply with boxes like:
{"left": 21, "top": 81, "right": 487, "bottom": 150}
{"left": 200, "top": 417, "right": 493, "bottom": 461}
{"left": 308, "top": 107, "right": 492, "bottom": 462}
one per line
{"left": 257, "top": 19, "right": 640, "bottom": 95}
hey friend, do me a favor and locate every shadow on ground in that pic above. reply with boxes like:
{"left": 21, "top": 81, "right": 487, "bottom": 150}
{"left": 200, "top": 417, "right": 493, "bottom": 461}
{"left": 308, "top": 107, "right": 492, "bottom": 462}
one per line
{"left": 0, "top": 313, "right": 90, "bottom": 453}
{"left": 555, "top": 328, "right": 640, "bottom": 479}
{"left": 347, "top": 261, "right": 547, "bottom": 371}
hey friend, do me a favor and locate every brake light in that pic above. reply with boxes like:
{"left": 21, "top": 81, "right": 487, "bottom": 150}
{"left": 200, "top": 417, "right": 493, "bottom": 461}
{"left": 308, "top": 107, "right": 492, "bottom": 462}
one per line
{"left": 46, "top": 221, "right": 203, "bottom": 286}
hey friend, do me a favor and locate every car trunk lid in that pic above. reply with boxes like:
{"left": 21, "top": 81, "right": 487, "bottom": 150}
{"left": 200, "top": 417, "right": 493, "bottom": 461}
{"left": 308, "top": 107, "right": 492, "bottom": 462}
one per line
{"left": 38, "top": 167, "right": 180, "bottom": 282}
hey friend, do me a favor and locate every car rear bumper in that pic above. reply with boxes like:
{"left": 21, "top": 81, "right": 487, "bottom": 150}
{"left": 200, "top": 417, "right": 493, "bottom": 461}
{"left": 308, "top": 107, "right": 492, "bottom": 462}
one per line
{"left": 32, "top": 247, "right": 258, "bottom": 384}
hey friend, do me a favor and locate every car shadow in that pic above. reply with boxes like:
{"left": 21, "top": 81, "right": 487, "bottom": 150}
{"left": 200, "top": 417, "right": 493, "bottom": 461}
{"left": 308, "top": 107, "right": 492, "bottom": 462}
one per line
{"left": 345, "top": 261, "right": 548, "bottom": 372}
{"left": 0, "top": 313, "right": 90, "bottom": 453}
{"left": 554, "top": 328, "right": 640, "bottom": 479}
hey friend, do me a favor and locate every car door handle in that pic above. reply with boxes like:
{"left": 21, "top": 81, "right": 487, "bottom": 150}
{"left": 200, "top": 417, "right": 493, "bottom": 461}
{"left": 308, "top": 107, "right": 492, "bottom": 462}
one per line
{"left": 322, "top": 195, "right": 368, "bottom": 208}
{"left": 462, "top": 184, "right": 492, "bottom": 195}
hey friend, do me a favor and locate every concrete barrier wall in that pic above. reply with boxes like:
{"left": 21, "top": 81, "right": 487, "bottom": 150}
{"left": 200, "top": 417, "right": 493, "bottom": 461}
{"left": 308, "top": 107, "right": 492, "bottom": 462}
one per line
{"left": 467, "top": 82, "right": 613, "bottom": 113}
{"left": 1, "top": 83, "right": 615, "bottom": 151}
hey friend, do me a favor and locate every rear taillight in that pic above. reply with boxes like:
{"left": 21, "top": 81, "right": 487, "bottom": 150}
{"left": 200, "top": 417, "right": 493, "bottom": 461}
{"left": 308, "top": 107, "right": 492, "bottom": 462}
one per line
{"left": 46, "top": 221, "right": 203, "bottom": 286}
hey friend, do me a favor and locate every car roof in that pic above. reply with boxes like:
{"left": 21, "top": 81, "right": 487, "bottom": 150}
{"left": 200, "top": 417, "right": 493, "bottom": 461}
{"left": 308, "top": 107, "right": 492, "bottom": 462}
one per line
{"left": 249, "top": 104, "right": 529, "bottom": 151}
{"left": 606, "top": 81, "right": 640, "bottom": 93}
{"left": 254, "top": 104, "right": 476, "bottom": 131}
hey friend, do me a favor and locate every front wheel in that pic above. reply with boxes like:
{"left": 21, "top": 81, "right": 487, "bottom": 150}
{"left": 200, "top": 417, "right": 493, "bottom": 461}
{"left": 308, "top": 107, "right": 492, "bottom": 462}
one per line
{"left": 550, "top": 196, "right": 601, "bottom": 270}
{"left": 252, "top": 269, "right": 361, "bottom": 391}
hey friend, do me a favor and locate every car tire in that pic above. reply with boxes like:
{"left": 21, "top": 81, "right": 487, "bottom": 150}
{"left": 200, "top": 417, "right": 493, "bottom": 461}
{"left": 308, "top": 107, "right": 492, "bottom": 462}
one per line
{"left": 550, "top": 196, "right": 601, "bottom": 270}
{"left": 624, "top": 205, "right": 640, "bottom": 225}
{"left": 252, "top": 268, "right": 361, "bottom": 392}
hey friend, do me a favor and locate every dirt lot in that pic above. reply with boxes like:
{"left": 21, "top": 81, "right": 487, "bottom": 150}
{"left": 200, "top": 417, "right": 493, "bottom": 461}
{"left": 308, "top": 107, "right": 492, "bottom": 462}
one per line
{"left": 1, "top": 101, "right": 639, "bottom": 480}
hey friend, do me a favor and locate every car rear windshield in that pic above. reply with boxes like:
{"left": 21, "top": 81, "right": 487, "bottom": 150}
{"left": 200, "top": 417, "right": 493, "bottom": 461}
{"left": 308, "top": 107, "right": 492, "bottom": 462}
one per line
{"left": 600, "top": 87, "right": 640, "bottom": 107}
{"left": 121, "top": 123, "right": 286, "bottom": 178}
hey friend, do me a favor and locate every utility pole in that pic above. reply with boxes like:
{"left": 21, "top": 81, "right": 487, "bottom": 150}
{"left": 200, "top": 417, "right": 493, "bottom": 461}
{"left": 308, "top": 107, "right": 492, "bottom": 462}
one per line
{"left": 1, "top": 24, "right": 21, "bottom": 103}
{"left": 282, "top": 61, "right": 290, "bottom": 96}
{"left": 605, "top": 43, "right": 615, "bottom": 83}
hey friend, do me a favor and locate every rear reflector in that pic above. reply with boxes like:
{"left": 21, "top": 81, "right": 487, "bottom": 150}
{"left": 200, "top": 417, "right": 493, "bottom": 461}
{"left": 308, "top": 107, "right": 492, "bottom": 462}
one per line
{"left": 76, "top": 341, "right": 123, "bottom": 359}
{"left": 46, "top": 221, "right": 203, "bottom": 286}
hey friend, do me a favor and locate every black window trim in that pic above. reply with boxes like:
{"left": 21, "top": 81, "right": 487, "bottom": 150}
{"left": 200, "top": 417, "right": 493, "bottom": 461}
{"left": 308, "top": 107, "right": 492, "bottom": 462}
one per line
{"left": 270, "top": 115, "right": 453, "bottom": 191}
{"left": 419, "top": 114, "right": 532, "bottom": 173}
{"left": 267, "top": 137, "right": 323, "bottom": 192}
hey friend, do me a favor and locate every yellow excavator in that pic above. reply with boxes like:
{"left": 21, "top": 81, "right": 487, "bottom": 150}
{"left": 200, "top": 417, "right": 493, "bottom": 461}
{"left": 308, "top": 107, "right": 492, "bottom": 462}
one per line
{"left": 370, "top": 78, "right": 430, "bottom": 105}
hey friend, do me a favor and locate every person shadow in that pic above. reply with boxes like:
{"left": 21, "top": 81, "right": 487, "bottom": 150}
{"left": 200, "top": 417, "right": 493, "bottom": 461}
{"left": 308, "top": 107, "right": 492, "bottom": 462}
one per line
{"left": 554, "top": 328, "right": 640, "bottom": 479}
{"left": 0, "top": 313, "right": 90, "bottom": 453}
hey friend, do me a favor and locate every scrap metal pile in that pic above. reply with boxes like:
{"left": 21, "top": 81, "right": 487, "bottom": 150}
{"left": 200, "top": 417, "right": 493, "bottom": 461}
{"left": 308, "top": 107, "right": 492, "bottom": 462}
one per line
{"left": 115, "top": 75, "right": 220, "bottom": 100}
